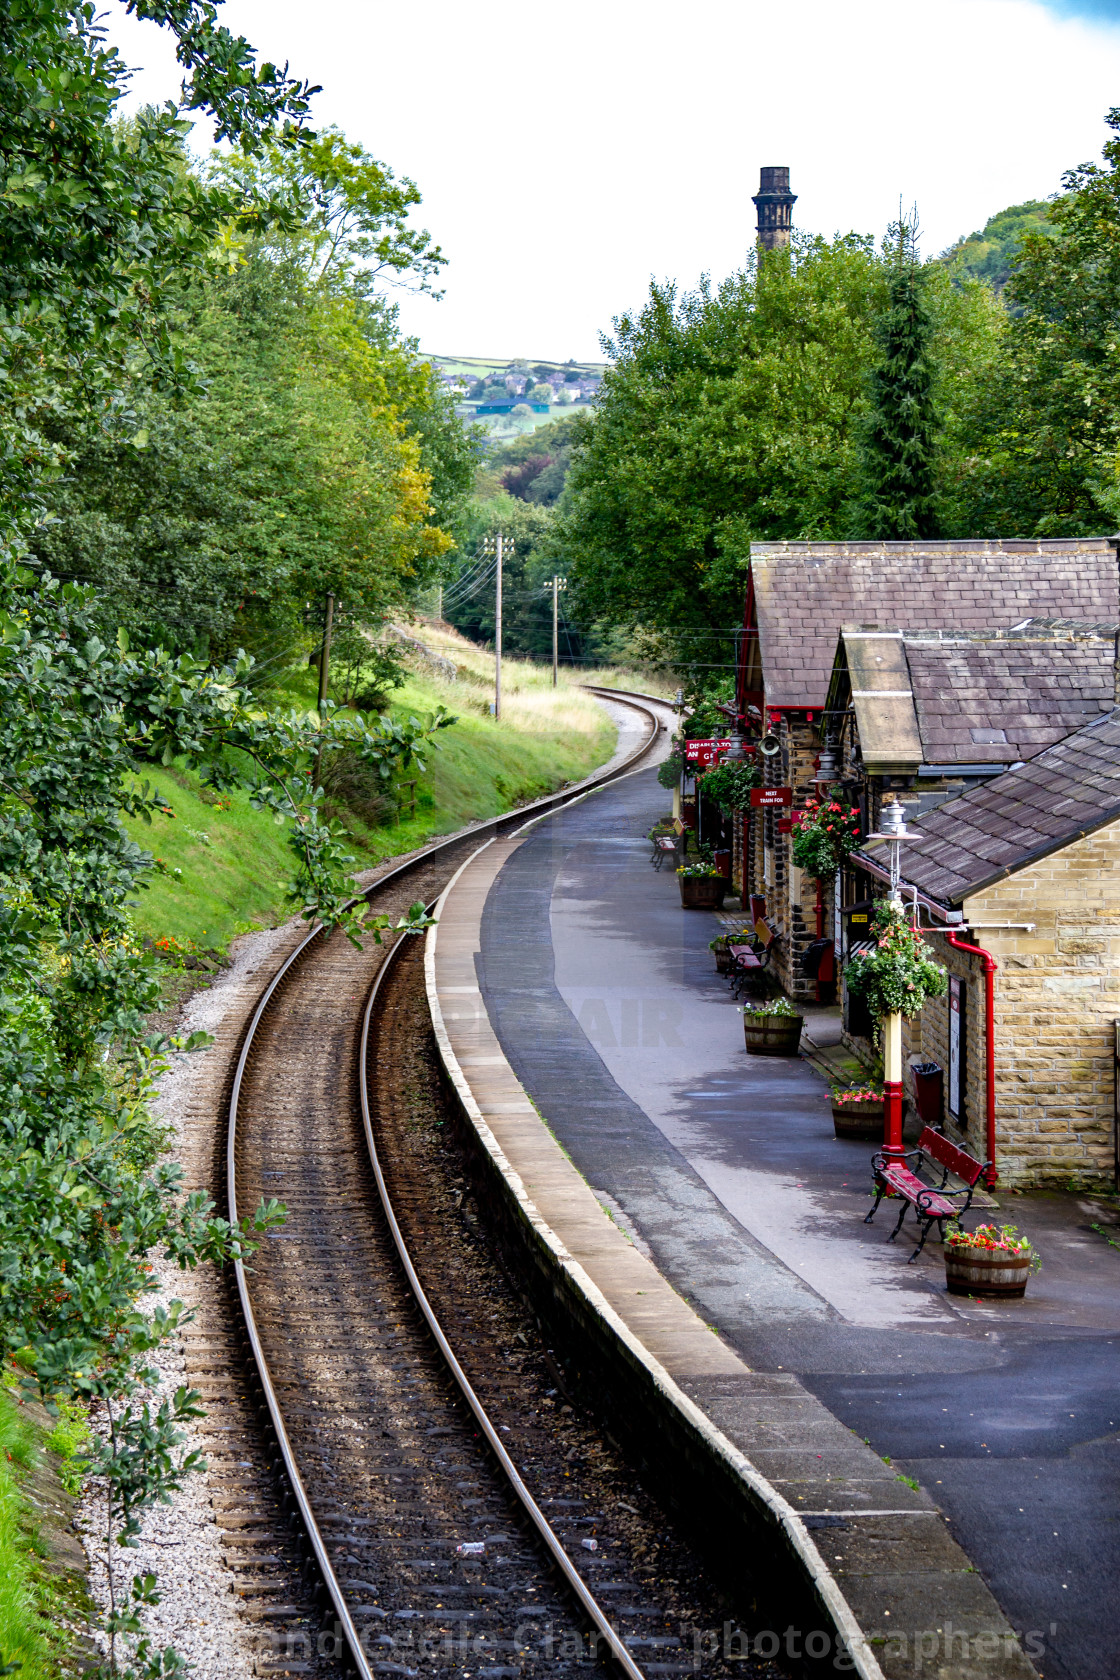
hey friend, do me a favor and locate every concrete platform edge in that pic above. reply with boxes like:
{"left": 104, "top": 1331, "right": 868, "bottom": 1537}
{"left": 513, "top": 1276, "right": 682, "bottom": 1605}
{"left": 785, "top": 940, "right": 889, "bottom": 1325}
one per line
{"left": 425, "top": 841, "right": 885, "bottom": 1680}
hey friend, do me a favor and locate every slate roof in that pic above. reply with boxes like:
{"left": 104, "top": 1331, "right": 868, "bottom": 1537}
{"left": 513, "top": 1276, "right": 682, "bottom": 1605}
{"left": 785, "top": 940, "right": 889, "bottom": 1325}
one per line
{"left": 871, "top": 707, "right": 1120, "bottom": 903}
{"left": 750, "top": 539, "right": 1120, "bottom": 708}
{"left": 904, "top": 633, "right": 1115, "bottom": 764}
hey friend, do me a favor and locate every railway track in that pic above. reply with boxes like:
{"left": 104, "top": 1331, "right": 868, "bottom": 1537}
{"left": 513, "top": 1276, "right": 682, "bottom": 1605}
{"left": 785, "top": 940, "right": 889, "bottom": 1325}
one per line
{"left": 218, "top": 691, "right": 767, "bottom": 1679}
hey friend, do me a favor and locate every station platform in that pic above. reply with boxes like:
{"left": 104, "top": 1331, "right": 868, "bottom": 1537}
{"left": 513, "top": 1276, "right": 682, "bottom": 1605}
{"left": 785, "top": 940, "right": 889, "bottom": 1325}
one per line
{"left": 431, "top": 764, "right": 1120, "bottom": 1680}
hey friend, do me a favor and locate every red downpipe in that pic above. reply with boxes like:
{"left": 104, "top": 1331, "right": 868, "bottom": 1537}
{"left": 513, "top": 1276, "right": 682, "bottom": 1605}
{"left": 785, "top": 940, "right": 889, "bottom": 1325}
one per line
{"left": 944, "top": 932, "right": 998, "bottom": 1189}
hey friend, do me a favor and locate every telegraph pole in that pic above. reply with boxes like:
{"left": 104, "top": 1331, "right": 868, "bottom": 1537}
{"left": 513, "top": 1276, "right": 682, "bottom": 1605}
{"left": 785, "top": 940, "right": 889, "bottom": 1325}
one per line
{"left": 482, "top": 534, "right": 507, "bottom": 719}
{"left": 550, "top": 575, "right": 567, "bottom": 687}
{"left": 313, "top": 591, "right": 335, "bottom": 790}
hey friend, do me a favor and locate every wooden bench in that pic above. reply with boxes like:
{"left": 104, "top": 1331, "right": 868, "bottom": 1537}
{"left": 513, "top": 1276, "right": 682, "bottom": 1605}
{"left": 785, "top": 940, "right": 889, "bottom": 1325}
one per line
{"left": 865, "top": 1127, "right": 991, "bottom": 1261}
{"left": 729, "top": 917, "right": 781, "bottom": 996}
{"left": 650, "top": 833, "right": 681, "bottom": 870}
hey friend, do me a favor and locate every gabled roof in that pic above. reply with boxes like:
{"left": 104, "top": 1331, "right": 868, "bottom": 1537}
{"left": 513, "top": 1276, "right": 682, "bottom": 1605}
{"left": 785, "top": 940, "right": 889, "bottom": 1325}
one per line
{"left": 750, "top": 539, "right": 1120, "bottom": 709}
{"left": 824, "top": 622, "right": 1117, "bottom": 774}
{"left": 871, "top": 707, "right": 1120, "bottom": 904}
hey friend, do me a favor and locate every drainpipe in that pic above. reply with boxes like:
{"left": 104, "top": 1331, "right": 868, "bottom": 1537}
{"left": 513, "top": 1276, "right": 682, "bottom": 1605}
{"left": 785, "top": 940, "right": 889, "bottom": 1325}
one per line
{"left": 944, "top": 931, "right": 998, "bottom": 1189}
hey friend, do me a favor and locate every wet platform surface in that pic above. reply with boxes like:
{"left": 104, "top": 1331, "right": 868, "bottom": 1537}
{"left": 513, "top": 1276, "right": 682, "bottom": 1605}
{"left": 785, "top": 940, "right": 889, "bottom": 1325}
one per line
{"left": 475, "top": 766, "right": 1120, "bottom": 1680}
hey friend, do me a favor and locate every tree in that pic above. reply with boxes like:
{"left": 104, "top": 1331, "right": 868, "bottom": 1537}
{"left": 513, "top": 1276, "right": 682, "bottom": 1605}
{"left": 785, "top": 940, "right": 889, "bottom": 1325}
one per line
{"left": 208, "top": 125, "right": 445, "bottom": 300}
{"left": 558, "top": 235, "right": 890, "bottom": 639}
{"left": 855, "top": 219, "right": 941, "bottom": 540}
{"left": 940, "top": 199, "right": 1053, "bottom": 295}
{"left": 0, "top": 1, "right": 316, "bottom": 534}
{"left": 947, "top": 108, "right": 1120, "bottom": 537}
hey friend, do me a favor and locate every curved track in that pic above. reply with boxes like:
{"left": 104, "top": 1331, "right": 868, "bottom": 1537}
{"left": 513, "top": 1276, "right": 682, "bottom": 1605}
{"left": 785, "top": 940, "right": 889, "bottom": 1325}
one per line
{"left": 224, "top": 691, "right": 745, "bottom": 1679}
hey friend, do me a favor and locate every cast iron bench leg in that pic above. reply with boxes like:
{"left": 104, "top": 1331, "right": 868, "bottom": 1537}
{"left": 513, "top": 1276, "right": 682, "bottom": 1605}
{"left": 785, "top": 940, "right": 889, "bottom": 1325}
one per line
{"left": 864, "top": 1183, "right": 887, "bottom": 1225}
{"left": 888, "top": 1199, "right": 909, "bottom": 1242}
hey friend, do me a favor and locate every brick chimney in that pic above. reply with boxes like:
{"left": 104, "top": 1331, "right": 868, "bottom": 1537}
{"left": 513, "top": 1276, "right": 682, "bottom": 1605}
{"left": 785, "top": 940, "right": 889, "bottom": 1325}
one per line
{"left": 752, "top": 166, "right": 796, "bottom": 252}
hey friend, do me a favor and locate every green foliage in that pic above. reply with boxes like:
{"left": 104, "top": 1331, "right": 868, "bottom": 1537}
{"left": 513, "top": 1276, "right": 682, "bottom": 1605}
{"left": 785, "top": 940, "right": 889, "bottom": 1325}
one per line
{"left": 657, "top": 752, "right": 684, "bottom": 791}
{"left": 558, "top": 235, "right": 891, "bottom": 638}
{"left": 444, "top": 495, "right": 562, "bottom": 661}
{"left": 698, "top": 758, "right": 759, "bottom": 813}
{"left": 940, "top": 200, "right": 1053, "bottom": 295}
{"left": 0, "top": 2, "right": 314, "bottom": 533}
{"left": 790, "top": 792, "right": 862, "bottom": 879}
{"left": 947, "top": 109, "right": 1120, "bottom": 537}
{"left": 856, "top": 223, "right": 941, "bottom": 539}
{"left": 208, "top": 125, "right": 445, "bottom": 297}
{"left": 844, "top": 904, "right": 947, "bottom": 1021}
{"left": 487, "top": 415, "right": 581, "bottom": 508}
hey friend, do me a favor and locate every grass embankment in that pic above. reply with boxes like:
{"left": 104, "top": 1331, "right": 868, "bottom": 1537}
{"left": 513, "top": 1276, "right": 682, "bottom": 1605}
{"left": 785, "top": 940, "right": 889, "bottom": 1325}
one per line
{"left": 0, "top": 1389, "right": 90, "bottom": 1676}
{"left": 125, "top": 625, "right": 664, "bottom": 951}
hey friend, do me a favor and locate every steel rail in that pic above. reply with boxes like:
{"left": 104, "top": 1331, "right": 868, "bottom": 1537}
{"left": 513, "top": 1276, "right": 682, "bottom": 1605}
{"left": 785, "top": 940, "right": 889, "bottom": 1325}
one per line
{"left": 358, "top": 916, "right": 647, "bottom": 1680}
{"left": 225, "top": 688, "right": 666, "bottom": 1678}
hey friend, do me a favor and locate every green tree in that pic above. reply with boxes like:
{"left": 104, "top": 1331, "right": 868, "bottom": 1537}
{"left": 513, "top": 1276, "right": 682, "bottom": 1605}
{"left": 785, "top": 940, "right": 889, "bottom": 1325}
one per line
{"left": 947, "top": 108, "right": 1120, "bottom": 536}
{"left": 855, "top": 221, "right": 941, "bottom": 539}
{"left": 940, "top": 199, "right": 1053, "bottom": 294}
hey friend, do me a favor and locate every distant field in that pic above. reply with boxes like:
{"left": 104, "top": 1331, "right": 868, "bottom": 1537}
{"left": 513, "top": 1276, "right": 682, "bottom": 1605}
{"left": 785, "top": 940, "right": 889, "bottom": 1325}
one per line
{"left": 426, "top": 352, "right": 607, "bottom": 378}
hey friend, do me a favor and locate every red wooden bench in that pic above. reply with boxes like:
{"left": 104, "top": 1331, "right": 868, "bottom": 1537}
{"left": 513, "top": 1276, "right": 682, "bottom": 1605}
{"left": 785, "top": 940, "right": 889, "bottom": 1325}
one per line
{"left": 865, "top": 1127, "right": 991, "bottom": 1261}
{"left": 729, "top": 917, "right": 781, "bottom": 996}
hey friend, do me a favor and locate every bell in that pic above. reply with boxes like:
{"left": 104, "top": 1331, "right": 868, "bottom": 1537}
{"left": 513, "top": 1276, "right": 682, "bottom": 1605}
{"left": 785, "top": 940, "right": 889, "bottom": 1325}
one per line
{"left": 758, "top": 732, "right": 781, "bottom": 758}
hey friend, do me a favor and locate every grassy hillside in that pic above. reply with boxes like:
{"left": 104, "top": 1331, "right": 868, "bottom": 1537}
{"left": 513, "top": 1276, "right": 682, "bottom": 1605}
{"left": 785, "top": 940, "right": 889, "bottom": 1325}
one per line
{"left": 125, "top": 628, "right": 662, "bottom": 951}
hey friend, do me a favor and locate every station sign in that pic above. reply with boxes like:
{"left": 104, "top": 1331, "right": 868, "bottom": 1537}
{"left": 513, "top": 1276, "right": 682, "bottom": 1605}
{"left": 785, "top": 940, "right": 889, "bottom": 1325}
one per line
{"left": 750, "top": 786, "right": 793, "bottom": 808}
{"left": 684, "top": 737, "right": 732, "bottom": 768}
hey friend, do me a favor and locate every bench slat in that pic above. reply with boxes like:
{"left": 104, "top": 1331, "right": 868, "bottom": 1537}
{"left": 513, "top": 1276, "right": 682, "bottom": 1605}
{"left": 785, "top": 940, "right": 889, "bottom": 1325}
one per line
{"left": 879, "top": 1167, "right": 958, "bottom": 1219}
{"left": 917, "top": 1125, "right": 986, "bottom": 1187}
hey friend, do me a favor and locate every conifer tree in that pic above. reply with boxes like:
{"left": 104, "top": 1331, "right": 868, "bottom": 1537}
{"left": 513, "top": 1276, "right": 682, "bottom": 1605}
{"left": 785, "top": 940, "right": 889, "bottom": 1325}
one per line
{"left": 857, "top": 218, "right": 941, "bottom": 538}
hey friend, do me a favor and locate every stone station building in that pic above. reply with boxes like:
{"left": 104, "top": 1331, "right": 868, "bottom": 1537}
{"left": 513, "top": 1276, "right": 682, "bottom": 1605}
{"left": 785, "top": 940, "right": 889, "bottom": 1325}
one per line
{"left": 731, "top": 538, "right": 1120, "bottom": 1003}
{"left": 852, "top": 709, "right": 1120, "bottom": 1189}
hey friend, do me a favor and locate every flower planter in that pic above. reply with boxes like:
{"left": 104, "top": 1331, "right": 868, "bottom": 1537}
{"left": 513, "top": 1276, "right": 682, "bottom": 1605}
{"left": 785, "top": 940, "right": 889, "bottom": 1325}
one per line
{"left": 831, "top": 1098, "right": 884, "bottom": 1141}
{"left": 679, "top": 875, "right": 727, "bottom": 909}
{"left": 744, "top": 1013, "right": 804, "bottom": 1056}
{"left": 945, "top": 1248, "right": 1032, "bottom": 1298}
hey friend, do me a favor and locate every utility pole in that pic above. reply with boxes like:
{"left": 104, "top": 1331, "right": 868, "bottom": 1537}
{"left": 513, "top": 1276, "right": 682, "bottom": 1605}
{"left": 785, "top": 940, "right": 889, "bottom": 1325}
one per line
{"left": 313, "top": 591, "right": 334, "bottom": 790}
{"left": 550, "top": 575, "right": 567, "bottom": 687}
{"left": 436, "top": 583, "right": 443, "bottom": 623}
{"left": 482, "top": 534, "right": 508, "bottom": 719}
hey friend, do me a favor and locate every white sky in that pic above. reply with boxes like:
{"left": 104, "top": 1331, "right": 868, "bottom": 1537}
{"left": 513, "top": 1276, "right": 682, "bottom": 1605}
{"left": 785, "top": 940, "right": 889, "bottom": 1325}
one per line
{"left": 106, "top": 0, "right": 1120, "bottom": 363}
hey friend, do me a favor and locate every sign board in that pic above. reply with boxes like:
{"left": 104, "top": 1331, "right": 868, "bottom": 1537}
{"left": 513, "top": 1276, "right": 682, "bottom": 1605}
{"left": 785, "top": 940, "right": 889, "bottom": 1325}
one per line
{"left": 684, "top": 737, "right": 732, "bottom": 768}
{"left": 750, "top": 786, "right": 793, "bottom": 808}
{"left": 948, "top": 976, "right": 967, "bottom": 1120}
{"left": 776, "top": 816, "right": 793, "bottom": 835}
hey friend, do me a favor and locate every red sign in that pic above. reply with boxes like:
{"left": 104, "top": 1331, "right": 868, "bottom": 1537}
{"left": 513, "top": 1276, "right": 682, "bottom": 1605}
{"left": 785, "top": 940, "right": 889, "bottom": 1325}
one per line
{"left": 750, "top": 786, "right": 793, "bottom": 808}
{"left": 776, "top": 816, "right": 794, "bottom": 834}
{"left": 684, "top": 737, "right": 732, "bottom": 768}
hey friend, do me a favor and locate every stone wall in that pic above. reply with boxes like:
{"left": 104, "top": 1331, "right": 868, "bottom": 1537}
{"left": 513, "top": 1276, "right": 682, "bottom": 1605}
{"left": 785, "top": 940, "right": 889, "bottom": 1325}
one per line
{"left": 959, "top": 825, "right": 1120, "bottom": 1187}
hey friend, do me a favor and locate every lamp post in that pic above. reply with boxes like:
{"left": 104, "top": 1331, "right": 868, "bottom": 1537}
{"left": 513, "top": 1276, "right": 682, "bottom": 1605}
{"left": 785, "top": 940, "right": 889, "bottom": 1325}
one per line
{"left": 865, "top": 794, "right": 912, "bottom": 1168}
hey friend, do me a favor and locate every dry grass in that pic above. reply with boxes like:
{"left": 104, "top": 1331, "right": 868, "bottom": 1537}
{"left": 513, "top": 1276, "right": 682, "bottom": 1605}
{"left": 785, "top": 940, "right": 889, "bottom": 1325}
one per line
{"left": 397, "top": 617, "right": 671, "bottom": 739}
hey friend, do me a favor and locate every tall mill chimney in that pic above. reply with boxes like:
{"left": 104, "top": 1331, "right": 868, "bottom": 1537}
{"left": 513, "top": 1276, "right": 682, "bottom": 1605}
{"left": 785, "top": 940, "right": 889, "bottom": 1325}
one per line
{"left": 752, "top": 166, "right": 796, "bottom": 252}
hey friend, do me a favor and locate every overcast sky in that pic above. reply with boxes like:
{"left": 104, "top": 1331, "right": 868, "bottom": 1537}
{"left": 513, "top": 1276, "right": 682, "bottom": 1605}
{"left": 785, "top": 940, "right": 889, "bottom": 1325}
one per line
{"left": 107, "top": 0, "right": 1120, "bottom": 363}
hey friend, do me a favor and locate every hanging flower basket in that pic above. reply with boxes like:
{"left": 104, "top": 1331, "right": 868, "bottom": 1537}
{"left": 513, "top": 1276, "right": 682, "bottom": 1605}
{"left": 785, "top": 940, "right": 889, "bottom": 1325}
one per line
{"left": 844, "top": 903, "right": 947, "bottom": 1029}
{"left": 790, "top": 790, "right": 863, "bottom": 881}
{"left": 944, "top": 1224, "right": 1037, "bottom": 1299}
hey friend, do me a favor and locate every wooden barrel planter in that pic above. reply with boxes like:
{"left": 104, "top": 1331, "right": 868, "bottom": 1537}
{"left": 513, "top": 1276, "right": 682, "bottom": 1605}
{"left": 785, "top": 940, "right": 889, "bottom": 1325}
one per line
{"left": 679, "top": 875, "right": 727, "bottom": 909}
{"left": 831, "top": 1098, "right": 884, "bottom": 1141}
{"left": 714, "top": 946, "right": 734, "bottom": 974}
{"left": 743, "top": 1013, "right": 804, "bottom": 1056}
{"left": 944, "top": 1248, "right": 1032, "bottom": 1299}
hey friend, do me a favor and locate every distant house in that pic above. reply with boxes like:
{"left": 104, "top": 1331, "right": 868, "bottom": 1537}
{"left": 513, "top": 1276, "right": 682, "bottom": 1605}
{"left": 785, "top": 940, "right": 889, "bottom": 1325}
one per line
{"left": 473, "top": 402, "right": 550, "bottom": 416}
{"left": 854, "top": 710, "right": 1120, "bottom": 1189}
